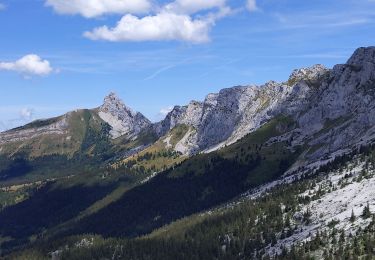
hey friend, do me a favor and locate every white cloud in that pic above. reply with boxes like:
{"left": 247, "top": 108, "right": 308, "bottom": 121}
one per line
{"left": 46, "top": 0, "right": 233, "bottom": 43}
{"left": 20, "top": 108, "right": 34, "bottom": 120}
{"left": 0, "top": 3, "right": 6, "bottom": 10}
{"left": 165, "top": 0, "right": 226, "bottom": 14}
{"left": 159, "top": 106, "right": 174, "bottom": 116}
{"left": 84, "top": 12, "right": 216, "bottom": 43}
{"left": 0, "top": 107, "right": 35, "bottom": 132}
{"left": 152, "top": 106, "right": 174, "bottom": 122}
{"left": 45, "top": 0, "right": 151, "bottom": 18}
{"left": 0, "top": 54, "right": 54, "bottom": 76}
{"left": 246, "top": 0, "right": 258, "bottom": 12}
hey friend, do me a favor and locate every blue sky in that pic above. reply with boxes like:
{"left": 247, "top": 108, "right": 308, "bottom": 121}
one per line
{"left": 0, "top": 0, "right": 374, "bottom": 130}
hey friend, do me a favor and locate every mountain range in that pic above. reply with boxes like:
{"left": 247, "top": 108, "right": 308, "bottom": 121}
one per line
{"left": 1, "top": 46, "right": 375, "bottom": 259}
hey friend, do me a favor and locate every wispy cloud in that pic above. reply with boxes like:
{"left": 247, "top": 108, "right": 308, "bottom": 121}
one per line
{"left": 40, "top": 49, "right": 214, "bottom": 77}
{"left": 199, "top": 57, "right": 244, "bottom": 78}
{"left": 144, "top": 64, "right": 178, "bottom": 81}
{"left": 274, "top": 11, "right": 375, "bottom": 30}
{"left": 143, "top": 57, "right": 196, "bottom": 81}
{"left": 246, "top": 0, "right": 258, "bottom": 12}
{"left": 0, "top": 3, "right": 5, "bottom": 10}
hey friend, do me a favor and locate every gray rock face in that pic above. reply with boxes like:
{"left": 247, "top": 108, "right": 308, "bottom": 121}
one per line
{"left": 0, "top": 116, "right": 69, "bottom": 145}
{"left": 295, "top": 47, "right": 375, "bottom": 160}
{"left": 153, "top": 86, "right": 262, "bottom": 154}
{"left": 98, "top": 92, "right": 151, "bottom": 139}
{"left": 153, "top": 80, "right": 314, "bottom": 154}
{"left": 154, "top": 47, "right": 375, "bottom": 160}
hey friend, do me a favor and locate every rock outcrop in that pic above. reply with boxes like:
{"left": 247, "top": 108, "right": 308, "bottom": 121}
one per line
{"left": 154, "top": 47, "right": 375, "bottom": 161}
{"left": 0, "top": 116, "right": 68, "bottom": 145}
{"left": 98, "top": 92, "right": 151, "bottom": 139}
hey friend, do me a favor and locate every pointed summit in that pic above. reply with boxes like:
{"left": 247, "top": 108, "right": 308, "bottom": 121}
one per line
{"left": 103, "top": 92, "right": 124, "bottom": 105}
{"left": 331, "top": 46, "right": 375, "bottom": 86}
{"left": 347, "top": 46, "right": 375, "bottom": 66}
{"left": 103, "top": 92, "right": 121, "bottom": 104}
{"left": 98, "top": 92, "right": 151, "bottom": 139}
{"left": 101, "top": 92, "right": 136, "bottom": 118}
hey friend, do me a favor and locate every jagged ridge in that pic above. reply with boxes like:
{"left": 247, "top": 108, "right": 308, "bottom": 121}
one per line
{"left": 1, "top": 46, "right": 375, "bottom": 171}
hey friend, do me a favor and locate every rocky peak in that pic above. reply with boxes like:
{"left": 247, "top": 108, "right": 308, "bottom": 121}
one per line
{"left": 101, "top": 92, "right": 136, "bottom": 117}
{"left": 347, "top": 46, "right": 375, "bottom": 66}
{"left": 288, "top": 64, "right": 329, "bottom": 86}
{"left": 98, "top": 92, "right": 151, "bottom": 139}
{"left": 331, "top": 47, "right": 375, "bottom": 88}
{"left": 154, "top": 105, "right": 187, "bottom": 136}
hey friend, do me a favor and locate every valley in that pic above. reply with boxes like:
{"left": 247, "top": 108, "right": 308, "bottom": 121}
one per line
{"left": 0, "top": 47, "right": 375, "bottom": 259}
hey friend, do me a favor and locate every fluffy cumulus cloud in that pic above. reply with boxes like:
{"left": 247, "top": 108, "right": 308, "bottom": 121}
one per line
{"left": 84, "top": 0, "right": 232, "bottom": 43}
{"left": 0, "top": 54, "right": 54, "bottom": 76}
{"left": 46, "top": 0, "right": 236, "bottom": 43}
{"left": 84, "top": 12, "right": 215, "bottom": 43}
{"left": 246, "top": 0, "right": 258, "bottom": 12}
{"left": 45, "top": 0, "right": 151, "bottom": 18}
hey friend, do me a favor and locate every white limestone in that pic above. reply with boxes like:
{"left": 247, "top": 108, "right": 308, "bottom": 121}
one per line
{"left": 98, "top": 92, "right": 151, "bottom": 139}
{"left": 154, "top": 47, "right": 375, "bottom": 165}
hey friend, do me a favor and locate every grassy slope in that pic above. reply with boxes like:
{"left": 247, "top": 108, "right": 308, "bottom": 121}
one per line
{"left": 0, "top": 110, "right": 115, "bottom": 219}
{"left": 13, "top": 144, "right": 375, "bottom": 260}
{"left": 0, "top": 109, "right": 114, "bottom": 185}
{"left": 0, "top": 109, "right": 112, "bottom": 159}
{"left": 0, "top": 165, "right": 150, "bottom": 255}
{"left": 57, "top": 116, "right": 302, "bottom": 238}
{"left": 7, "top": 166, "right": 318, "bottom": 260}
{"left": 0, "top": 179, "right": 311, "bottom": 259}
{"left": 0, "top": 116, "right": 302, "bottom": 256}
{"left": 113, "top": 124, "right": 190, "bottom": 173}
{"left": 0, "top": 110, "right": 161, "bottom": 254}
